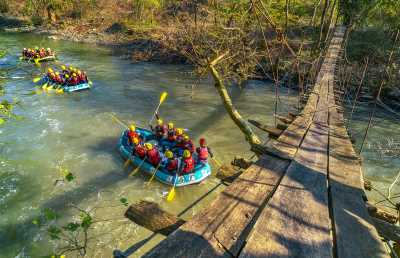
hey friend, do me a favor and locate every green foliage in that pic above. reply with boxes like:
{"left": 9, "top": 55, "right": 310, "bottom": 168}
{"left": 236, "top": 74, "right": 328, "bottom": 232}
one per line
{"left": 80, "top": 212, "right": 92, "bottom": 229}
{"left": 43, "top": 208, "right": 58, "bottom": 221}
{"left": 120, "top": 197, "right": 128, "bottom": 206}
{"left": 47, "top": 225, "right": 62, "bottom": 239}
{"left": 64, "top": 172, "right": 74, "bottom": 182}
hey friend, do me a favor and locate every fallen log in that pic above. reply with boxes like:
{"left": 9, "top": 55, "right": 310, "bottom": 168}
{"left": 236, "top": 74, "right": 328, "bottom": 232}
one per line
{"left": 248, "top": 119, "right": 283, "bottom": 139}
{"left": 274, "top": 114, "right": 293, "bottom": 124}
{"left": 125, "top": 201, "right": 186, "bottom": 236}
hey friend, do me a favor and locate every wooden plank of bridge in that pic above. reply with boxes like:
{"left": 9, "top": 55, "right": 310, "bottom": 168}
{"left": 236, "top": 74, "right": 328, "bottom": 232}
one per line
{"left": 142, "top": 155, "right": 290, "bottom": 258}
{"left": 240, "top": 74, "right": 332, "bottom": 258}
{"left": 327, "top": 85, "right": 389, "bottom": 257}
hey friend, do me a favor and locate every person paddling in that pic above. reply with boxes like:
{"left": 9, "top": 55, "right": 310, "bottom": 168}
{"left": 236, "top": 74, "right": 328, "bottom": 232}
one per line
{"left": 127, "top": 125, "right": 141, "bottom": 145}
{"left": 133, "top": 140, "right": 146, "bottom": 159}
{"left": 167, "top": 122, "right": 176, "bottom": 143}
{"left": 181, "top": 150, "right": 195, "bottom": 175}
{"left": 164, "top": 150, "right": 179, "bottom": 174}
{"left": 145, "top": 143, "right": 161, "bottom": 167}
{"left": 152, "top": 119, "right": 167, "bottom": 140}
{"left": 183, "top": 134, "right": 195, "bottom": 153}
{"left": 196, "top": 138, "right": 213, "bottom": 164}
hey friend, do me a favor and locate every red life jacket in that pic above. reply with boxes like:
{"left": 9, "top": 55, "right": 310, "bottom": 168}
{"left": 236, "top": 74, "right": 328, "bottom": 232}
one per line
{"left": 182, "top": 157, "right": 195, "bottom": 174}
{"left": 127, "top": 130, "right": 139, "bottom": 144}
{"left": 135, "top": 145, "right": 146, "bottom": 159}
{"left": 147, "top": 148, "right": 160, "bottom": 166}
{"left": 55, "top": 75, "right": 63, "bottom": 84}
{"left": 166, "top": 158, "right": 178, "bottom": 172}
{"left": 69, "top": 77, "right": 78, "bottom": 85}
{"left": 167, "top": 129, "right": 176, "bottom": 142}
{"left": 196, "top": 146, "right": 209, "bottom": 161}
{"left": 175, "top": 137, "right": 185, "bottom": 148}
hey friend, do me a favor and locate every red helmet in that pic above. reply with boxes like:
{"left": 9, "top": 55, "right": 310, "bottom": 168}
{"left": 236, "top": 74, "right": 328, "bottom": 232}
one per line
{"left": 199, "top": 138, "right": 206, "bottom": 147}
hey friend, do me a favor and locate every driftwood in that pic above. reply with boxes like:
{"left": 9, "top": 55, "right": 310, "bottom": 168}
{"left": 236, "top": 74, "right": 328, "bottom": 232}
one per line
{"left": 366, "top": 202, "right": 398, "bottom": 224}
{"left": 231, "top": 157, "right": 253, "bottom": 169}
{"left": 248, "top": 119, "right": 283, "bottom": 139}
{"left": 125, "top": 201, "right": 186, "bottom": 236}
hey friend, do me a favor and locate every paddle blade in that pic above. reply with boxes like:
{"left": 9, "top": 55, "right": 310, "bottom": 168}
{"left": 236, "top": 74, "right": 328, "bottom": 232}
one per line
{"left": 129, "top": 167, "right": 141, "bottom": 177}
{"left": 41, "top": 83, "right": 48, "bottom": 90}
{"left": 166, "top": 187, "right": 176, "bottom": 202}
{"left": 34, "top": 59, "right": 39, "bottom": 64}
{"left": 159, "top": 92, "right": 168, "bottom": 104}
{"left": 19, "top": 56, "right": 23, "bottom": 60}
{"left": 123, "top": 159, "right": 131, "bottom": 168}
{"left": 33, "top": 77, "right": 41, "bottom": 83}
{"left": 55, "top": 88, "right": 64, "bottom": 94}
{"left": 88, "top": 80, "right": 93, "bottom": 86}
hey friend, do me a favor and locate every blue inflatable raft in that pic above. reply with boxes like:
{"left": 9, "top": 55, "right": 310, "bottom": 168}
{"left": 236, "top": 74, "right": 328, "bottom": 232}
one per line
{"left": 35, "top": 77, "right": 91, "bottom": 92}
{"left": 118, "top": 128, "right": 212, "bottom": 187}
{"left": 22, "top": 55, "right": 56, "bottom": 63}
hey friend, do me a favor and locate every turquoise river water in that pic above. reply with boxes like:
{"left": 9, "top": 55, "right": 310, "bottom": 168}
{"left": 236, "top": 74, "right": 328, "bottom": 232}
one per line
{"left": 0, "top": 32, "right": 399, "bottom": 257}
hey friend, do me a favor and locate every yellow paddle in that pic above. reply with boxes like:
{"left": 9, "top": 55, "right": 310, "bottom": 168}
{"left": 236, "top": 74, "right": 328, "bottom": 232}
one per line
{"left": 34, "top": 58, "right": 39, "bottom": 65}
{"left": 55, "top": 88, "right": 64, "bottom": 94}
{"left": 129, "top": 158, "right": 146, "bottom": 177}
{"left": 123, "top": 159, "right": 131, "bottom": 168}
{"left": 41, "top": 82, "right": 48, "bottom": 90}
{"left": 211, "top": 156, "right": 222, "bottom": 167}
{"left": 110, "top": 113, "right": 129, "bottom": 128}
{"left": 33, "top": 77, "right": 42, "bottom": 83}
{"left": 167, "top": 172, "right": 179, "bottom": 202}
{"left": 149, "top": 92, "right": 168, "bottom": 126}
{"left": 146, "top": 162, "right": 162, "bottom": 186}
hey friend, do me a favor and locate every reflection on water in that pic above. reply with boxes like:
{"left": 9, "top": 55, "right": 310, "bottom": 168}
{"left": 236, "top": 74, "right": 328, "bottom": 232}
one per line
{"left": 0, "top": 32, "right": 298, "bottom": 257}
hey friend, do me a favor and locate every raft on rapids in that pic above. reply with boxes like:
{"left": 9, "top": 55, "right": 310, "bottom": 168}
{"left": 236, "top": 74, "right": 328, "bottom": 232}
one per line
{"left": 21, "top": 55, "right": 56, "bottom": 63}
{"left": 35, "top": 77, "right": 91, "bottom": 92}
{"left": 118, "top": 128, "right": 212, "bottom": 187}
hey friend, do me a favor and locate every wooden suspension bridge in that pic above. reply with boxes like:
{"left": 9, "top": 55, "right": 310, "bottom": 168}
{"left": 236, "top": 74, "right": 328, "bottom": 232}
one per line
{"left": 117, "top": 26, "right": 391, "bottom": 258}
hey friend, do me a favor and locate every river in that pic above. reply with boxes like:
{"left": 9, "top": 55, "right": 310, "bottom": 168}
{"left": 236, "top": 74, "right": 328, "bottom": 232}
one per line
{"left": 0, "top": 32, "right": 399, "bottom": 258}
{"left": 0, "top": 32, "right": 298, "bottom": 257}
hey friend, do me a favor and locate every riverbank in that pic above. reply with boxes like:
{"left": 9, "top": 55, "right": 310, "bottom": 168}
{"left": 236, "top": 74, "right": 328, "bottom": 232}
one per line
{"left": 1, "top": 14, "right": 188, "bottom": 64}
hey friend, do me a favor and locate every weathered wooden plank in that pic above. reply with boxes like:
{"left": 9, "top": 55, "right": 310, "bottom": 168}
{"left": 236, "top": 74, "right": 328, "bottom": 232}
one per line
{"left": 125, "top": 201, "right": 186, "bottom": 236}
{"left": 240, "top": 97, "right": 332, "bottom": 257}
{"left": 328, "top": 106, "right": 389, "bottom": 258}
{"left": 143, "top": 155, "right": 290, "bottom": 258}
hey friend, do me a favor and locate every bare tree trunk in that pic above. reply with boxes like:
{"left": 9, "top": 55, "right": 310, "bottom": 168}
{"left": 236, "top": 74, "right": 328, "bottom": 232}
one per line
{"left": 324, "top": 0, "right": 337, "bottom": 44}
{"left": 317, "top": 0, "right": 330, "bottom": 49}
{"left": 285, "top": 0, "right": 289, "bottom": 34}
{"left": 209, "top": 56, "right": 261, "bottom": 146}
